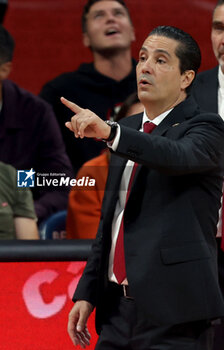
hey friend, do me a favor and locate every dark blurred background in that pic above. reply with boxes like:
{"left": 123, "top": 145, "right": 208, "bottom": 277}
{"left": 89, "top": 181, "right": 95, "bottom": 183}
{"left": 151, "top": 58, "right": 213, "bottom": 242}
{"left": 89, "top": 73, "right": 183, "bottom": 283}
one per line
{"left": 2, "top": 0, "right": 217, "bottom": 95}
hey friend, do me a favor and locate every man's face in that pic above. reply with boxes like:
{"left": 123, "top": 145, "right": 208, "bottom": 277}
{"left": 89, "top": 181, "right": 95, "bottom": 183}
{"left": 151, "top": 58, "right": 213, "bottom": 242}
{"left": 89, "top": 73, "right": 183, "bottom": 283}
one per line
{"left": 211, "top": 4, "right": 224, "bottom": 70}
{"left": 83, "top": 0, "right": 135, "bottom": 53}
{"left": 137, "top": 35, "right": 187, "bottom": 113}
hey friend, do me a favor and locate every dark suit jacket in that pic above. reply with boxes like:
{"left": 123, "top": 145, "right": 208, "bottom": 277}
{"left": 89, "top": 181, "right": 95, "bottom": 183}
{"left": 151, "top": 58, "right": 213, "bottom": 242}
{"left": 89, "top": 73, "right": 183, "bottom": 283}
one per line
{"left": 73, "top": 96, "right": 224, "bottom": 334}
{"left": 191, "top": 66, "right": 219, "bottom": 113}
{"left": 191, "top": 67, "right": 224, "bottom": 299}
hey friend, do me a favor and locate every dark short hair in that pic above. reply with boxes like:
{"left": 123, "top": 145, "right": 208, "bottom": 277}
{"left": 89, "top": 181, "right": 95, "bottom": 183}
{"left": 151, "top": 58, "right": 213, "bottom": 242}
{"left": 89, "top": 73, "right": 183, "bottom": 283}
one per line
{"left": 81, "top": 0, "right": 131, "bottom": 33}
{"left": 148, "top": 26, "right": 201, "bottom": 93}
{"left": 214, "top": 0, "right": 224, "bottom": 9}
{"left": 213, "top": 0, "right": 224, "bottom": 16}
{"left": 0, "top": 25, "right": 14, "bottom": 64}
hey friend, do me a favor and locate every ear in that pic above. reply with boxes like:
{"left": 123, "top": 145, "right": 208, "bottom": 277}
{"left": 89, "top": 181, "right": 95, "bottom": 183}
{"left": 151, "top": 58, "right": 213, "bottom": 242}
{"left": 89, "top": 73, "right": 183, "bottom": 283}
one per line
{"left": 0, "top": 62, "right": 12, "bottom": 80}
{"left": 181, "top": 70, "right": 195, "bottom": 91}
{"left": 83, "top": 33, "right": 91, "bottom": 48}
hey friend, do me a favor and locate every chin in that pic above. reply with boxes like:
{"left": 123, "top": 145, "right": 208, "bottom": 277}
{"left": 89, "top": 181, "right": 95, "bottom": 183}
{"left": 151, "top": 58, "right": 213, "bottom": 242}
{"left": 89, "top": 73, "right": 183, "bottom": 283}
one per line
{"left": 218, "top": 56, "right": 224, "bottom": 69}
{"left": 218, "top": 62, "right": 224, "bottom": 74}
{"left": 138, "top": 91, "right": 152, "bottom": 101}
{"left": 95, "top": 44, "right": 125, "bottom": 54}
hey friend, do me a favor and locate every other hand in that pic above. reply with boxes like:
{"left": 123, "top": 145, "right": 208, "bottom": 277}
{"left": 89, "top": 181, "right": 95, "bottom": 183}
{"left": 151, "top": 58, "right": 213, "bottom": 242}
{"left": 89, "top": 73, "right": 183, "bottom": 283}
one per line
{"left": 67, "top": 300, "right": 94, "bottom": 348}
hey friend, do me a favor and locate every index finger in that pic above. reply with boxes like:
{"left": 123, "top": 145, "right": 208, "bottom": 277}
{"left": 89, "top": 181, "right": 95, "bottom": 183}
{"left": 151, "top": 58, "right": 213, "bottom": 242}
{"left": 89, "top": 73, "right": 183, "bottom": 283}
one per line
{"left": 60, "top": 96, "right": 83, "bottom": 114}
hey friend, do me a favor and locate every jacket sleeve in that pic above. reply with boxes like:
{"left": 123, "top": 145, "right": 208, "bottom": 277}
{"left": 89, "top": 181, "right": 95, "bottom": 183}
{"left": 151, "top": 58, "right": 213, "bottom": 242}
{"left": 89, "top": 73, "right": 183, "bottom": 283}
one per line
{"left": 72, "top": 214, "right": 104, "bottom": 306}
{"left": 115, "top": 113, "right": 224, "bottom": 176}
{"left": 71, "top": 160, "right": 111, "bottom": 305}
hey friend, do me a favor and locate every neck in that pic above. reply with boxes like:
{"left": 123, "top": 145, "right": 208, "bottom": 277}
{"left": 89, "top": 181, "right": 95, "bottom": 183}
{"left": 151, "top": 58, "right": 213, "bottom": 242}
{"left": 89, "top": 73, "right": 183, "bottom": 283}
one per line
{"left": 93, "top": 49, "right": 133, "bottom": 81}
{"left": 221, "top": 64, "right": 224, "bottom": 75}
{"left": 145, "top": 92, "right": 187, "bottom": 120}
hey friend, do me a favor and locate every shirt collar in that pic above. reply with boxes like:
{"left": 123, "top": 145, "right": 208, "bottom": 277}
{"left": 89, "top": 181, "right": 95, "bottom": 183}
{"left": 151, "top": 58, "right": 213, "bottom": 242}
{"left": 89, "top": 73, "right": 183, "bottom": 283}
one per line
{"left": 141, "top": 108, "right": 173, "bottom": 129}
{"left": 218, "top": 65, "right": 224, "bottom": 94}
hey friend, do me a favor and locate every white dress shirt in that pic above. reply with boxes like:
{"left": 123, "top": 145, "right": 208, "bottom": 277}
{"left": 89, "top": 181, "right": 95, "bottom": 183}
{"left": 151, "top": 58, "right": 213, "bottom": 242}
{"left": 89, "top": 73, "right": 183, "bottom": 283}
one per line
{"left": 218, "top": 65, "right": 224, "bottom": 120}
{"left": 107, "top": 108, "right": 172, "bottom": 284}
{"left": 216, "top": 66, "right": 224, "bottom": 237}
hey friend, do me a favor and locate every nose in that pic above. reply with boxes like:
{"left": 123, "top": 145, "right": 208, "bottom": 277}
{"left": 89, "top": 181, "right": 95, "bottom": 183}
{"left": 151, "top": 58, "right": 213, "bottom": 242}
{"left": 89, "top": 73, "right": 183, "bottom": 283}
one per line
{"left": 105, "top": 11, "right": 116, "bottom": 23}
{"left": 217, "top": 30, "right": 224, "bottom": 46}
{"left": 220, "top": 32, "right": 224, "bottom": 46}
{"left": 139, "top": 58, "right": 154, "bottom": 75}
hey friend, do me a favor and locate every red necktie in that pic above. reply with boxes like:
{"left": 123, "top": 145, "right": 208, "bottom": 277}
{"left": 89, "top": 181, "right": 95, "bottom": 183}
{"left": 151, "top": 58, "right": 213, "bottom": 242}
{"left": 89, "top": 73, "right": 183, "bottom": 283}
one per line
{"left": 113, "top": 121, "right": 156, "bottom": 283}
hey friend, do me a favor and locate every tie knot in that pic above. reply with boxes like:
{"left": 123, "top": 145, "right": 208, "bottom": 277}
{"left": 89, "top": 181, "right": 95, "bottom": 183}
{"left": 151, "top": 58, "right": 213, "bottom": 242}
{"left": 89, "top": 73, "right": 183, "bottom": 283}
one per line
{"left": 143, "top": 121, "right": 156, "bottom": 133}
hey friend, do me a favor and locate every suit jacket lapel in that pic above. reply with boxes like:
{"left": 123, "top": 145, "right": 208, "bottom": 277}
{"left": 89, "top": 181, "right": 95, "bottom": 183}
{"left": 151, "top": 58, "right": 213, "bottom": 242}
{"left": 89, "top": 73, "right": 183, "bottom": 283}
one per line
{"left": 128, "top": 96, "right": 199, "bottom": 195}
{"left": 208, "top": 67, "right": 219, "bottom": 113}
{"left": 193, "top": 66, "right": 219, "bottom": 113}
{"left": 153, "top": 95, "right": 199, "bottom": 136}
{"left": 106, "top": 97, "right": 199, "bottom": 215}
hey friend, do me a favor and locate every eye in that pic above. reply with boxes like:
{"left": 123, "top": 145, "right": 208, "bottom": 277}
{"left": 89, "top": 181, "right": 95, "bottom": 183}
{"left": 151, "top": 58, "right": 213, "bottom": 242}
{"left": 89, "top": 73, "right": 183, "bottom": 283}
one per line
{"left": 212, "top": 23, "right": 224, "bottom": 32}
{"left": 114, "top": 9, "right": 125, "bottom": 17}
{"left": 94, "top": 12, "right": 104, "bottom": 19}
{"left": 157, "top": 58, "right": 166, "bottom": 64}
{"left": 215, "top": 28, "right": 224, "bottom": 33}
{"left": 139, "top": 55, "right": 146, "bottom": 62}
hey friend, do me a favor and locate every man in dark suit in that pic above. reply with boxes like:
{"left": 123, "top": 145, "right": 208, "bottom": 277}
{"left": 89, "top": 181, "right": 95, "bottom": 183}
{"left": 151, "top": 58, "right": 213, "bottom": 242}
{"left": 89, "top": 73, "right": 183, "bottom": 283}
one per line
{"left": 0, "top": 0, "right": 7, "bottom": 24}
{"left": 191, "top": 2, "right": 224, "bottom": 348}
{"left": 62, "top": 26, "right": 224, "bottom": 350}
{"left": 191, "top": 0, "right": 224, "bottom": 116}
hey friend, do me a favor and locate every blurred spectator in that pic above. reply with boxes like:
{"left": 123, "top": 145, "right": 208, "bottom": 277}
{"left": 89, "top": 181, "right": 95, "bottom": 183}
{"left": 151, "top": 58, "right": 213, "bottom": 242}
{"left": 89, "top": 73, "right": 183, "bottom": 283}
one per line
{"left": 66, "top": 92, "right": 143, "bottom": 239}
{"left": 0, "top": 161, "right": 39, "bottom": 239}
{"left": 40, "top": 0, "right": 137, "bottom": 174}
{"left": 114, "top": 92, "right": 143, "bottom": 122}
{"left": 0, "top": 25, "right": 73, "bottom": 224}
{"left": 191, "top": 1, "right": 224, "bottom": 348}
{"left": 66, "top": 150, "right": 109, "bottom": 239}
{"left": 0, "top": 0, "right": 7, "bottom": 24}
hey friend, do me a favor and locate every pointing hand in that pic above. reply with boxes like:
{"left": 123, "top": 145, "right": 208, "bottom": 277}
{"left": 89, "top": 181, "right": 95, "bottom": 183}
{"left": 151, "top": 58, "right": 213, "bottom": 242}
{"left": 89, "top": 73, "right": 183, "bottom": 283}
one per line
{"left": 61, "top": 97, "right": 111, "bottom": 140}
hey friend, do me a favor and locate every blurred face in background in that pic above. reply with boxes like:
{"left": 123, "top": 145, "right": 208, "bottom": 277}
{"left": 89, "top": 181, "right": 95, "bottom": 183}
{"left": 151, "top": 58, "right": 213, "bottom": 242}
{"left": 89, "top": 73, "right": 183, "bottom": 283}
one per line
{"left": 211, "top": 4, "right": 224, "bottom": 72}
{"left": 83, "top": 0, "right": 135, "bottom": 53}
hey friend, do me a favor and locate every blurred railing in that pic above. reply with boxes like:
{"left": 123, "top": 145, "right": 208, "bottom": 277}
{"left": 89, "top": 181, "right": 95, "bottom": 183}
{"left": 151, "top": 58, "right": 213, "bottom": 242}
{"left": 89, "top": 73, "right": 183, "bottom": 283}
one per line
{"left": 0, "top": 240, "right": 93, "bottom": 262}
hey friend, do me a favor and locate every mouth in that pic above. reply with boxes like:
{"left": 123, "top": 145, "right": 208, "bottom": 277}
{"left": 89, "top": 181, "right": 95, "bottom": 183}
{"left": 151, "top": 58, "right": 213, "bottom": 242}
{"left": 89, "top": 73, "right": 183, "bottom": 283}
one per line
{"left": 139, "top": 79, "right": 151, "bottom": 86}
{"left": 105, "top": 28, "right": 120, "bottom": 36}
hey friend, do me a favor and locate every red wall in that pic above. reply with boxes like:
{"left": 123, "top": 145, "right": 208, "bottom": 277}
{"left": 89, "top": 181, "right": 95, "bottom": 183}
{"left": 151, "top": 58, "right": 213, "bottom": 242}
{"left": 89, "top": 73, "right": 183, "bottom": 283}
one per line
{"left": 0, "top": 261, "right": 98, "bottom": 350}
{"left": 3, "top": 0, "right": 217, "bottom": 95}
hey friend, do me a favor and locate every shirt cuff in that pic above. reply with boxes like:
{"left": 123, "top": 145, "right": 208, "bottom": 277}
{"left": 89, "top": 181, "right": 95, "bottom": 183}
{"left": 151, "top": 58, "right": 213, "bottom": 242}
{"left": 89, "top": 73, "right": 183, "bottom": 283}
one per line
{"left": 107, "top": 124, "right": 121, "bottom": 151}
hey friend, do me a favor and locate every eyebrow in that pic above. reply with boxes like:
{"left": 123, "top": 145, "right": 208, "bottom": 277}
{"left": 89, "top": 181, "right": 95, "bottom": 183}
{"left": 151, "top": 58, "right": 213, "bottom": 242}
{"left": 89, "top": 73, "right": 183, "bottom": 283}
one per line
{"left": 140, "top": 47, "right": 171, "bottom": 58}
{"left": 90, "top": 9, "right": 105, "bottom": 16}
{"left": 212, "top": 20, "right": 224, "bottom": 27}
{"left": 90, "top": 7, "right": 126, "bottom": 16}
